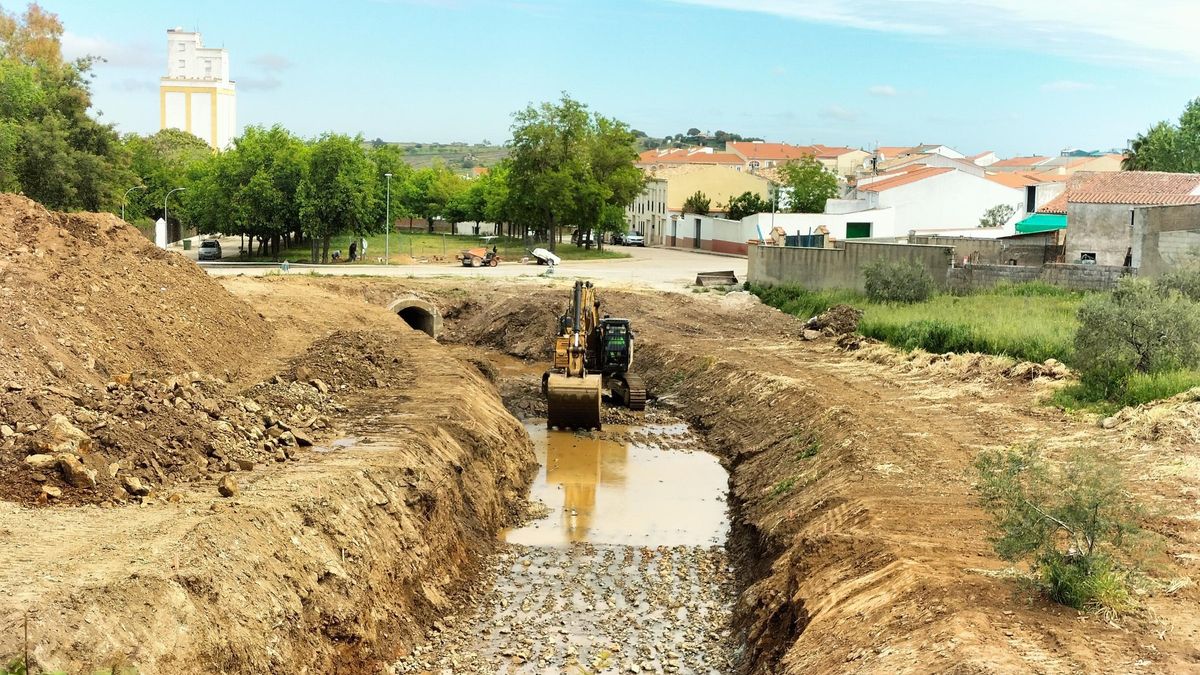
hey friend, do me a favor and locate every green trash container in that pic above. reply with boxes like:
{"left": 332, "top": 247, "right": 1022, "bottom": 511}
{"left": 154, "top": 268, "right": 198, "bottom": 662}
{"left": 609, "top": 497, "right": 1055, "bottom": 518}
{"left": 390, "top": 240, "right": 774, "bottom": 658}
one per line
{"left": 182, "top": 239, "right": 192, "bottom": 251}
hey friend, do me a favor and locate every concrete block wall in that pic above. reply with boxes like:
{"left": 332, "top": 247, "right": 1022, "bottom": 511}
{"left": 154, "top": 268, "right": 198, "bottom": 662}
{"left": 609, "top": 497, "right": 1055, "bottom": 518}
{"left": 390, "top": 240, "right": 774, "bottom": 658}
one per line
{"left": 749, "top": 241, "right": 955, "bottom": 292}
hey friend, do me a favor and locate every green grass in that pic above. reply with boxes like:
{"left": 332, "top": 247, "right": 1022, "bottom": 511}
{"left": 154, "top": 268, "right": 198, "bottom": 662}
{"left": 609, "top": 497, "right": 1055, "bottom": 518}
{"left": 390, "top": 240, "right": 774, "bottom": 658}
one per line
{"left": 754, "top": 282, "right": 1200, "bottom": 410}
{"left": 753, "top": 283, "right": 1083, "bottom": 365}
{"left": 236, "top": 232, "right": 630, "bottom": 264}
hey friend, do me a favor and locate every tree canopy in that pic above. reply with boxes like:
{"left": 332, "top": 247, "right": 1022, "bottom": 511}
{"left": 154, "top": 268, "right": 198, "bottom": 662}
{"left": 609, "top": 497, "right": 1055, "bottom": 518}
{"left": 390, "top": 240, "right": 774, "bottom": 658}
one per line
{"left": 726, "top": 190, "right": 772, "bottom": 220}
{"left": 1123, "top": 98, "right": 1200, "bottom": 172}
{"left": 682, "top": 191, "right": 710, "bottom": 215}
{"left": 778, "top": 157, "right": 838, "bottom": 214}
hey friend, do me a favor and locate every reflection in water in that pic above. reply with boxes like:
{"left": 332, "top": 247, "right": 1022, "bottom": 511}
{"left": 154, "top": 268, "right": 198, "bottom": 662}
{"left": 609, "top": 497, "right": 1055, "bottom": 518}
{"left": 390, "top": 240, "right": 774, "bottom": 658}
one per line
{"left": 504, "top": 423, "right": 728, "bottom": 547}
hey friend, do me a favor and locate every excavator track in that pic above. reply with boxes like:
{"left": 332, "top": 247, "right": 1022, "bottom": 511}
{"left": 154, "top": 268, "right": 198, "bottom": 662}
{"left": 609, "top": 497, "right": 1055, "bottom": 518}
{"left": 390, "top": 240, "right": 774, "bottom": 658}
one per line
{"left": 612, "top": 373, "right": 647, "bottom": 411}
{"left": 545, "top": 372, "right": 603, "bottom": 430}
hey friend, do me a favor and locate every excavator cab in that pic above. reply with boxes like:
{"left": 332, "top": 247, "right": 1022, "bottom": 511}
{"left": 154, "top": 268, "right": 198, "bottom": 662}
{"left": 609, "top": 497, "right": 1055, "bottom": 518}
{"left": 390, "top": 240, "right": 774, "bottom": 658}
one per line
{"left": 598, "top": 319, "right": 633, "bottom": 376}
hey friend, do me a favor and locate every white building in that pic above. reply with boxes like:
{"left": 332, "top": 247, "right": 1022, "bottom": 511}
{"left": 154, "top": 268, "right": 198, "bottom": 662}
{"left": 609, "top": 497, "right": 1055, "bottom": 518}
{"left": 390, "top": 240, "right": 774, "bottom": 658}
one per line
{"left": 160, "top": 28, "right": 236, "bottom": 150}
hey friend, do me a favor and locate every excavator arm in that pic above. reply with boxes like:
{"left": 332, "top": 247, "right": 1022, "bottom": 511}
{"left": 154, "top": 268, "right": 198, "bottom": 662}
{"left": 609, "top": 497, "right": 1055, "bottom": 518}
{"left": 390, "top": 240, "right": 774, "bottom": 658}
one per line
{"left": 545, "top": 281, "right": 603, "bottom": 429}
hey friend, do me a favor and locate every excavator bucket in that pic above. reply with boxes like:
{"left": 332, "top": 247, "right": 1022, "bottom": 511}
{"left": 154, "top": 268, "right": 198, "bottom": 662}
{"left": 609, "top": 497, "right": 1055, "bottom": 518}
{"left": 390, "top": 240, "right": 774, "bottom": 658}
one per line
{"left": 546, "top": 372, "right": 602, "bottom": 430}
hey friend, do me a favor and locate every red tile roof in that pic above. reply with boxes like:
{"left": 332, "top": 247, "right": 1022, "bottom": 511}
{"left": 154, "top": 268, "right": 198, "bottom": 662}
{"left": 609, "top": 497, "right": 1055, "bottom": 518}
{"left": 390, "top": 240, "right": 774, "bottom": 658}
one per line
{"left": 1036, "top": 171, "right": 1200, "bottom": 214}
{"left": 874, "top": 146, "right": 915, "bottom": 159}
{"left": 857, "top": 166, "right": 953, "bottom": 192}
{"left": 810, "top": 144, "right": 861, "bottom": 158}
{"left": 727, "top": 142, "right": 817, "bottom": 161}
{"left": 986, "top": 171, "right": 1058, "bottom": 188}
{"left": 990, "top": 156, "right": 1050, "bottom": 168}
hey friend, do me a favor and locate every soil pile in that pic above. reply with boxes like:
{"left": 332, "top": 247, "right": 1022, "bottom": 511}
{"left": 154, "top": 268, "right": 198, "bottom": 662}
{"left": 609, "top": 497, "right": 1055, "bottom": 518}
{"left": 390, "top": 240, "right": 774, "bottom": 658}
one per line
{"left": 0, "top": 194, "right": 271, "bottom": 387}
{"left": 803, "top": 303, "right": 861, "bottom": 336}
{"left": 449, "top": 294, "right": 560, "bottom": 359}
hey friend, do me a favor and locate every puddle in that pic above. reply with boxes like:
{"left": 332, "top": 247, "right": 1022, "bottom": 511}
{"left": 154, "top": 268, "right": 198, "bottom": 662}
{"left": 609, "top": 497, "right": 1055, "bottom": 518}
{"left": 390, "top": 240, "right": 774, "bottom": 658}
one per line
{"left": 504, "top": 423, "right": 729, "bottom": 547}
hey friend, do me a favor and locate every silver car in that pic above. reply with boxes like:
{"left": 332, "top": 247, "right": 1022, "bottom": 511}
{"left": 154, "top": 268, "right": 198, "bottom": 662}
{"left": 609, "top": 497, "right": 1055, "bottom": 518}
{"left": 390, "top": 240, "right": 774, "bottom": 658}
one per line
{"left": 623, "top": 231, "right": 645, "bottom": 246}
{"left": 197, "top": 239, "right": 222, "bottom": 261}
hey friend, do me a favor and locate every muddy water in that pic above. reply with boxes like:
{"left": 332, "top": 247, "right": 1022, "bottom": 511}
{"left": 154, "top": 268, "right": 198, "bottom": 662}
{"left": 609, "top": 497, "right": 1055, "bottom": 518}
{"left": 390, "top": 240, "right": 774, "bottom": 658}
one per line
{"left": 504, "top": 424, "right": 729, "bottom": 547}
{"left": 392, "top": 420, "right": 736, "bottom": 674}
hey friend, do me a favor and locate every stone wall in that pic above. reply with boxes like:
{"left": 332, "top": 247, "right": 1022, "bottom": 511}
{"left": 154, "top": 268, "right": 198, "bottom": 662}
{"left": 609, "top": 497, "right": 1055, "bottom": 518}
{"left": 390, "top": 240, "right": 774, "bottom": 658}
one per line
{"left": 909, "top": 233, "right": 1061, "bottom": 266}
{"left": 946, "top": 263, "right": 1127, "bottom": 293}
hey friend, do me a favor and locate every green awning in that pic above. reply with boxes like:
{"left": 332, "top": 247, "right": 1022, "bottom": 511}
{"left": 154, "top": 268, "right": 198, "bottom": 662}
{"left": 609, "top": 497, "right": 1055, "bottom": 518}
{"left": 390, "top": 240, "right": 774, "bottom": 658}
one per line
{"left": 1015, "top": 213, "right": 1067, "bottom": 234}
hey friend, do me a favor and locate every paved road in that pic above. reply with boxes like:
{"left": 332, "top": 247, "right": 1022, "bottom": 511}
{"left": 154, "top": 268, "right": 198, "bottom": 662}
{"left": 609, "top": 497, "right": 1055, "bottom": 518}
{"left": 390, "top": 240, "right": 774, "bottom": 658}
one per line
{"left": 199, "top": 245, "right": 747, "bottom": 291}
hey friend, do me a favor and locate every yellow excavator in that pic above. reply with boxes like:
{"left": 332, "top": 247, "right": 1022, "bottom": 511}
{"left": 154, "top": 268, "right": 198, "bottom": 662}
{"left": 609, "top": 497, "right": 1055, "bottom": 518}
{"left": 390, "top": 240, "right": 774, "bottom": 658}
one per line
{"left": 543, "top": 280, "right": 647, "bottom": 429}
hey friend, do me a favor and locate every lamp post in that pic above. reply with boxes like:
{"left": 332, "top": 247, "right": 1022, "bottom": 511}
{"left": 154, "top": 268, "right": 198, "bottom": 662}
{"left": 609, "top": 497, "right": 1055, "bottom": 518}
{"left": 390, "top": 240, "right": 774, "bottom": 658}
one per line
{"left": 122, "top": 185, "right": 147, "bottom": 222}
{"left": 384, "top": 173, "right": 392, "bottom": 265}
{"left": 164, "top": 187, "right": 186, "bottom": 243}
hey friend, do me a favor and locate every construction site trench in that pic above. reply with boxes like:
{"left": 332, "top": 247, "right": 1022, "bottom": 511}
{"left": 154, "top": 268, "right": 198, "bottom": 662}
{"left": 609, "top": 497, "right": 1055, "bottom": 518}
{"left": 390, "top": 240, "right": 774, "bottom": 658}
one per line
{"left": 3, "top": 199, "right": 1198, "bottom": 675}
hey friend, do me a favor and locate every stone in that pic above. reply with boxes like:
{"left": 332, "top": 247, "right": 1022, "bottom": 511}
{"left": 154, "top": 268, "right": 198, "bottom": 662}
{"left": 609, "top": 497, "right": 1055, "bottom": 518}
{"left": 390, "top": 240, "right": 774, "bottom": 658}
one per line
{"left": 58, "top": 454, "right": 98, "bottom": 489}
{"left": 218, "top": 474, "right": 239, "bottom": 497}
{"left": 801, "top": 329, "right": 823, "bottom": 341}
{"left": 236, "top": 459, "right": 256, "bottom": 471}
{"left": 19, "top": 457, "right": 45, "bottom": 480}
{"left": 113, "top": 373, "right": 132, "bottom": 386}
{"left": 294, "top": 365, "right": 313, "bottom": 383}
{"left": 1100, "top": 416, "right": 1118, "bottom": 430}
{"left": 242, "top": 399, "right": 261, "bottom": 414}
{"left": 41, "top": 485, "right": 62, "bottom": 499}
{"left": 274, "top": 451, "right": 287, "bottom": 463}
{"left": 122, "top": 475, "right": 151, "bottom": 496}
{"left": 278, "top": 431, "right": 297, "bottom": 447}
{"left": 291, "top": 428, "right": 314, "bottom": 447}
{"left": 39, "top": 414, "right": 93, "bottom": 454}
{"left": 47, "top": 360, "right": 66, "bottom": 378}
{"left": 311, "top": 378, "right": 330, "bottom": 394}
{"left": 1, "top": 424, "right": 15, "bottom": 438}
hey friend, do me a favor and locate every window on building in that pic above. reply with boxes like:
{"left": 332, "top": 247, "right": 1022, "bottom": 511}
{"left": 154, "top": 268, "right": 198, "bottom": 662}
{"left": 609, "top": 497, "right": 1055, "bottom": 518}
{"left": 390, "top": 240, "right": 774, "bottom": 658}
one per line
{"left": 204, "top": 60, "right": 213, "bottom": 76}
{"left": 177, "top": 59, "right": 186, "bottom": 71}
{"left": 177, "top": 42, "right": 185, "bottom": 52}
{"left": 846, "top": 222, "right": 872, "bottom": 239}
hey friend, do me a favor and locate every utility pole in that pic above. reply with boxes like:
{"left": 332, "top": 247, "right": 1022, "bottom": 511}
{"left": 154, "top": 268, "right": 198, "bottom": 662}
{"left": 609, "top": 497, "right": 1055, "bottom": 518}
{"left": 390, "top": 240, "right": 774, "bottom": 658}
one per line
{"left": 384, "top": 173, "right": 392, "bottom": 264}
{"left": 122, "top": 185, "right": 147, "bottom": 222}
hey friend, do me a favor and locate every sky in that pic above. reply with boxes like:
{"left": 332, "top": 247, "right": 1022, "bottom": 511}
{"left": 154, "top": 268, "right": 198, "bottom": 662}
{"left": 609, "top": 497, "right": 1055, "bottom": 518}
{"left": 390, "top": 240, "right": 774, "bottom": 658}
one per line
{"left": 36, "top": 0, "right": 1200, "bottom": 157}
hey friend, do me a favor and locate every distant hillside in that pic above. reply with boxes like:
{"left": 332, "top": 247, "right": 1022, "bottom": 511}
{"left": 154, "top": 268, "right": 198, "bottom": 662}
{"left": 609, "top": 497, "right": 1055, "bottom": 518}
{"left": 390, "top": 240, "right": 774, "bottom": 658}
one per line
{"left": 633, "top": 128, "right": 763, "bottom": 151}
{"left": 368, "top": 139, "right": 510, "bottom": 170}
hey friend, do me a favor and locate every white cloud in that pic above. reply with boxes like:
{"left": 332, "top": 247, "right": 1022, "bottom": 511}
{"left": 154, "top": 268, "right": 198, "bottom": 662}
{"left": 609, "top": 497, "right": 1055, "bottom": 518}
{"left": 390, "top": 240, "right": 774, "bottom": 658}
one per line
{"left": 1040, "top": 80, "right": 1095, "bottom": 92}
{"left": 251, "top": 53, "right": 293, "bottom": 72}
{"left": 667, "top": 0, "right": 1200, "bottom": 70}
{"left": 61, "top": 32, "right": 158, "bottom": 68}
{"left": 868, "top": 84, "right": 897, "bottom": 96}
{"left": 820, "top": 105, "right": 858, "bottom": 122}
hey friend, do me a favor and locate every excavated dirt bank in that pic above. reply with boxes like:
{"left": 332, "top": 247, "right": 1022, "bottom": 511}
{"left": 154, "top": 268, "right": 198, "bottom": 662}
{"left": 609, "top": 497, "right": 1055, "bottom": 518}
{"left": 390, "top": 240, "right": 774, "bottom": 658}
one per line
{"left": 0, "top": 200, "right": 537, "bottom": 673}
{"left": 415, "top": 279, "right": 1200, "bottom": 674}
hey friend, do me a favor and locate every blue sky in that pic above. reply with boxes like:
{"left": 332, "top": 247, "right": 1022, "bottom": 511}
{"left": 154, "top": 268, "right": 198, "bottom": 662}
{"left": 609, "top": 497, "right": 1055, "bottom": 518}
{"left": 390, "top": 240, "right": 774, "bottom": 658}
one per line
{"left": 43, "top": 0, "right": 1197, "bottom": 156}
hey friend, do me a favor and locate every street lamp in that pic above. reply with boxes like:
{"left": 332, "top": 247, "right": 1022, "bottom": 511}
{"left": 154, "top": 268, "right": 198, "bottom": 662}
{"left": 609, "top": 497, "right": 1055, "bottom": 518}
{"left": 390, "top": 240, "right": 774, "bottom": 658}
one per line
{"left": 164, "top": 187, "right": 187, "bottom": 243}
{"left": 122, "top": 185, "right": 147, "bottom": 222}
{"left": 384, "top": 173, "right": 392, "bottom": 265}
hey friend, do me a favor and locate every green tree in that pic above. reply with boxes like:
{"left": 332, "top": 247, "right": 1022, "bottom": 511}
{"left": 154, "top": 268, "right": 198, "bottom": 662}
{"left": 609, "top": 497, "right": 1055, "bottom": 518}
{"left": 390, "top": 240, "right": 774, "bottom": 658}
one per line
{"left": 124, "top": 128, "right": 212, "bottom": 225}
{"left": 1073, "top": 277, "right": 1200, "bottom": 396}
{"left": 778, "top": 156, "right": 837, "bottom": 213}
{"left": 1123, "top": 98, "right": 1200, "bottom": 171}
{"left": 682, "top": 190, "right": 710, "bottom": 215}
{"left": 726, "top": 190, "right": 772, "bottom": 221}
{"left": 368, "top": 143, "right": 414, "bottom": 234}
{"left": 480, "top": 163, "right": 513, "bottom": 235}
{"left": 405, "top": 163, "right": 465, "bottom": 233}
{"left": 297, "top": 133, "right": 376, "bottom": 262}
{"left": 0, "top": 3, "right": 131, "bottom": 211}
{"left": 979, "top": 203, "right": 1016, "bottom": 228}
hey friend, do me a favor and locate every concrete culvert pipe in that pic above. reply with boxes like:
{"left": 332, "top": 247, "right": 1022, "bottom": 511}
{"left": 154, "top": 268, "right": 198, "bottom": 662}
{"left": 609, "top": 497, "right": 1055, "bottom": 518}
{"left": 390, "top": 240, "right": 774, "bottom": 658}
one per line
{"left": 387, "top": 296, "right": 442, "bottom": 339}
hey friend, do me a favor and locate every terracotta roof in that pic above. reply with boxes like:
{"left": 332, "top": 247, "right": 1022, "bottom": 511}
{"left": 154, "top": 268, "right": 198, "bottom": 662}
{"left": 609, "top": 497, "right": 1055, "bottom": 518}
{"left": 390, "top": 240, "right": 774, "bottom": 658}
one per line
{"left": 1036, "top": 171, "right": 1200, "bottom": 214}
{"left": 986, "top": 171, "right": 1053, "bottom": 188}
{"left": 810, "top": 144, "right": 861, "bottom": 159}
{"left": 967, "top": 150, "right": 994, "bottom": 160}
{"left": 990, "top": 156, "right": 1050, "bottom": 168}
{"left": 857, "top": 166, "right": 953, "bottom": 192}
{"left": 726, "top": 142, "right": 817, "bottom": 161}
{"left": 874, "top": 146, "right": 915, "bottom": 159}
{"left": 637, "top": 148, "right": 744, "bottom": 165}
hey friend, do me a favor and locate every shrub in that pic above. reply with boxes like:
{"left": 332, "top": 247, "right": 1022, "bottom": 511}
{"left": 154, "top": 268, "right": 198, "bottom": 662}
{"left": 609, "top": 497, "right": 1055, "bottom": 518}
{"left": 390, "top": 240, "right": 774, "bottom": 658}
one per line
{"left": 862, "top": 259, "right": 935, "bottom": 304}
{"left": 1073, "top": 277, "right": 1200, "bottom": 397}
{"left": 1153, "top": 265, "right": 1200, "bottom": 302}
{"left": 974, "top": 445, "right": 1150, "bottom": 613}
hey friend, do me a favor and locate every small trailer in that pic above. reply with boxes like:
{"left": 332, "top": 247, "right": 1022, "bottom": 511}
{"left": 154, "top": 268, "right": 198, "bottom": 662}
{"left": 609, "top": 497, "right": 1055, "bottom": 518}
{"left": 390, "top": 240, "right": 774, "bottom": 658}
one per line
{"left": 457, "top": 247, "right": 501, "bottom": 267}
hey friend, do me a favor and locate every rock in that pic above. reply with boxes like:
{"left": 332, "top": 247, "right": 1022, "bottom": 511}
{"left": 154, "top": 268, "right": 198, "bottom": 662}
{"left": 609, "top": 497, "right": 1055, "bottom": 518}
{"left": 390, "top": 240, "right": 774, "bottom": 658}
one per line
{"left": 311, "top": 378, "right": 330, "bottom": 394}
{"left": 294, "top": 365, "right": 313, "bottom": 382}
{"left": 242, "top": 399, "right": 262, "bottom": 414}
{"left": 291, "top": 428, "right": 314, "bottom": 447}
{"left": 113, "top": 373, "right": 132, "bottom": 386}
{"left": 1101, "top": 416, "right": 1118, "bottom": 430}
{"left": 39, "top": 414, "right": 93, "bottom": 454}
{"left": 278, "top": 431, "right": 297, "bottom": 447}
{"left": 41, "top": 485, "right": 62, "bottom": 499}
{"left": 218, "top": 474, "right": 239, "bottom": 498}
{"left": 266, "top": 425, "right": 285, "bottom": 439}
{"left": 1, "top": 424, "right": 15, "bottom": 438}
{"left": 47, "top": 360, "right": 66, "bottom": 378}
{"left": 122, "top": 475, "right": 151, "bottom": 496}
{"left": 74, "top": 409, "right": 100, "bottom": 425}
{"left": 274, "top": 451, "right": 287, "bottom": 463}
{"left": 801, "top": 329, "right": 823, "bottom": 341}
{"left": 236, "top": 459, "right": 256, "bottom": 471}
{"left": 58, "top": 454, "right": 98, "bottom": 489}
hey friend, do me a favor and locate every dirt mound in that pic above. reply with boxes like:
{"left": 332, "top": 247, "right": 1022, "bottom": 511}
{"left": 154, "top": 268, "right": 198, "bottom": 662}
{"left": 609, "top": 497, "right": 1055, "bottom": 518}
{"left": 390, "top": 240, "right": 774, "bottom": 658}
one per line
{"left": 0, "top": 194, "right": 271, "bottom": 389}
{"left": 286, "top": 330, "right": 411, "bottom": 391}
{"left": 803, "top": 303, "right": 862, "bottom": 336}
{"left": 449, "top": 295, "right": 560, "bottom": 359}
{"left": 850, "top": 341, "right": 1071, "bottom": 382}
{"left": 1105, "top": 388, "right": 1200, "bottom": 444}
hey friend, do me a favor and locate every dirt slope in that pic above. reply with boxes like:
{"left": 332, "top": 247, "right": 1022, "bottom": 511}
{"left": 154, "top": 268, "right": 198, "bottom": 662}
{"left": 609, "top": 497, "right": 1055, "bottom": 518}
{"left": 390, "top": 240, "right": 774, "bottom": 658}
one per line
{"left": 427, "top": 280, "right": 1200, "bottom": 674}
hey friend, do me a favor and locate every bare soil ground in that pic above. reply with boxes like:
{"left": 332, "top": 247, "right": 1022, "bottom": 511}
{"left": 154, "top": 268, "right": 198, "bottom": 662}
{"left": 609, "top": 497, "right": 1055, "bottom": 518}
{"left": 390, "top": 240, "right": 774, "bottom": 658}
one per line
{"left": 0, "top": 200, "right": 536, "bottom": 673}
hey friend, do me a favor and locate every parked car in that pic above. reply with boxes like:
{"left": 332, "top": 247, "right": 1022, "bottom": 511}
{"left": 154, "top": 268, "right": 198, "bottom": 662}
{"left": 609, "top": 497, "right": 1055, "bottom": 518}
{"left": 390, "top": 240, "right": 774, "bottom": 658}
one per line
{"left": 197, "top": 239, "right": 222, "bottom": 261}
{"left": 623, "top": 231, "right": 645, "bottom": 247}
{"left": 571, "top": 229, "right": 597, "bottom": 247}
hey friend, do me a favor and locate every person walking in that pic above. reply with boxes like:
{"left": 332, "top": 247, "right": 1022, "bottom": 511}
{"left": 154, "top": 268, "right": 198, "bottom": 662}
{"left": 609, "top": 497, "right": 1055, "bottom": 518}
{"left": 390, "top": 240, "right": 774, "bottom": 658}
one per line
{"left": 349, "top": 240, "right": 358, "bottom": 262}
{"left": 360, "top": 237, "right": 369, "bottom": 262}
